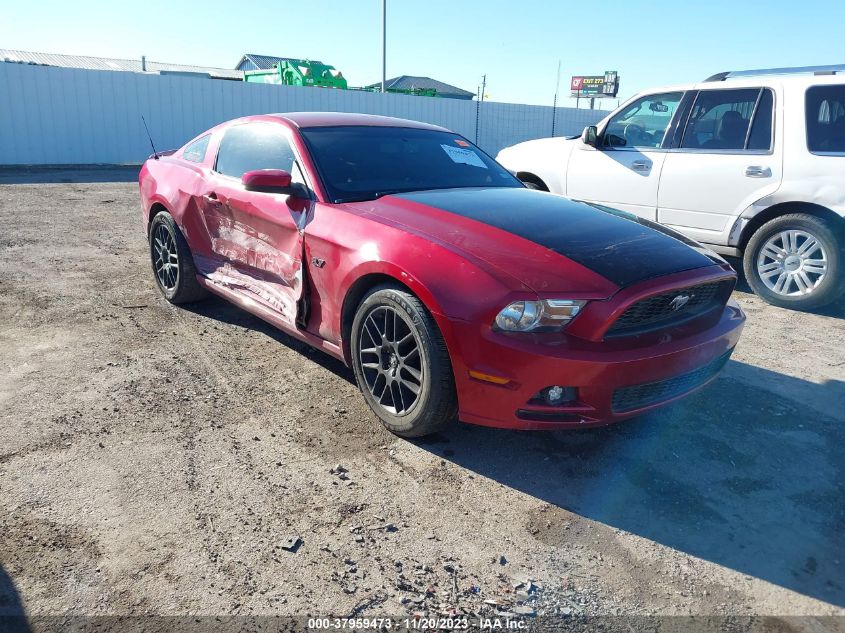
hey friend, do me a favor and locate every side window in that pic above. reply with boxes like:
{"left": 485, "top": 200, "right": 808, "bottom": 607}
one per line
{"left": 215, "top": 124, "right": 297, "bottom": 179}
{"left": 806, "top": 85, "right": 845, "bottom": 153}
{"left": 603, "top": 92, "right": 683, "bottom": 149}
{"left": 182, "top": 135, "right": 210, "bottom": 163}
{"left": 681, "top": 88, "right": 763, "bottom": 151}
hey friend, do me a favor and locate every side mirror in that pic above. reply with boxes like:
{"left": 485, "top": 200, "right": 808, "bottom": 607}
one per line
{"left": 581, "top": 125, "right": 599, "bottom": 147}
{"left": 242, "top": 169, "right": 299, "bottom": 195}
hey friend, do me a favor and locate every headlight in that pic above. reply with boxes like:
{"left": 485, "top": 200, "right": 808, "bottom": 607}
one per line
{"left": 494, "top": 299, "right": 586, "bottom": 332}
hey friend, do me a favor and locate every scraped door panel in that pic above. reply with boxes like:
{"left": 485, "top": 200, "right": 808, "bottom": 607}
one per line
{"left": 198, "top": 176, "right": 308, "bottom": 325}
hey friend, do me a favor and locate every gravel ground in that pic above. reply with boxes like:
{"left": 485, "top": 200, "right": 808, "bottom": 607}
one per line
{"left": 1, "top": 173, "right": 844, "bottom": 630}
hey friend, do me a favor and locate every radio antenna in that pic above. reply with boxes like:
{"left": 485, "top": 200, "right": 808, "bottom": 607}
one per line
{"left": 141, "top": 115, "right": 159, "bottom": 159}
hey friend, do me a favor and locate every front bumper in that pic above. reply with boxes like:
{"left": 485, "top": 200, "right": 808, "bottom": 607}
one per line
{"left": 445, "top": 298, "right": 745, "bottom": 430}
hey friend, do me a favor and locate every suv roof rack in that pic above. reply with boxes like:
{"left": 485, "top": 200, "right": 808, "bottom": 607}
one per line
{"left": 704, "top": 64, "right": 845, "bottom": 82}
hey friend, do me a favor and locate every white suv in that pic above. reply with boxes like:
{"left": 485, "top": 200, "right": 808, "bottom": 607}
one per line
{"left": 497, "top": 66, "right": 845, "bottom": 310}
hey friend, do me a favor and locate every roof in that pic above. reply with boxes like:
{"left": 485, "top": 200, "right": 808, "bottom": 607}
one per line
{"left": 615, "top": 74, "right": 845, "bottom": 115}
{"left": 364, "top": 75, "right": 475, "bottom": 98}
{"left": 230, "top": 112, "right": 448, "bottom": 131}
{"left": 705, "top": 64, "right": 845, "bottom": 82}
{"left": 707, "top": 72, "right": 845, "bottom": 88}
{"left": 622, "top": 67, "right": 845, "bottom": 106}
{"left": 237, "top": 53, "right": 322, "bottom": 70}
{"left": 0, "top": 48, "right": 243, "bottom": 80}
{"left": 275, "top": 112, "right": 449, "bottom": 131}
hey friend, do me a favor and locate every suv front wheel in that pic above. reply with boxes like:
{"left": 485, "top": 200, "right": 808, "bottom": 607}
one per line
{"left": 743, "top": 213, "right": 845, "bottom": 310}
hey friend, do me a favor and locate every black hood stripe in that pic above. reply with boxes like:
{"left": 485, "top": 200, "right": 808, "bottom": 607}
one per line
{"left": 395, "top": 188, "right": 715, "bottom": 287}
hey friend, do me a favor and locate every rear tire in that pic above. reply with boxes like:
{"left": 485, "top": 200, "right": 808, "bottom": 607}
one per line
{"left": 517, "top": 173, "right": 548, "bottom": 191}
{"left": 149, "top": 211, "right": 208, "bottom": 304}
{"left": 743, "top": 213, "right": 844, "bottom": 310}
{"left": 350, "top": 285, "right": 457, "bottom": 438}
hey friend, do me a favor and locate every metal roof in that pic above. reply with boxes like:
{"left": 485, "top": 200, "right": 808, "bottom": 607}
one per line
{"left": 364, "top": 75, "right": 475, "bottom": 98}
{"left": 237, "top": 53, "right": 323, "bottom": 71}
{"left": 0, "top": 48, "right": 243, "bottom": 80}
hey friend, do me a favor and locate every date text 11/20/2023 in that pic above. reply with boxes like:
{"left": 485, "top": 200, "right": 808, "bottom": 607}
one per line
{"left": 306, "top": 616, "right": 529, "bottom": 629}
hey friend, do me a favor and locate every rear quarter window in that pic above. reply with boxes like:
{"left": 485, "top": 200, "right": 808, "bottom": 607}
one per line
{"left": 182, "top": 135, "right": 210, "bottom": 163}
{"left": 806, "top": 85, "right": 845, "bottom": 153}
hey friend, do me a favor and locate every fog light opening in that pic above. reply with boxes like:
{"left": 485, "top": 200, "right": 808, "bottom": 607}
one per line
{"left": 532, "top": 385, "right": 577, "bottom": 407}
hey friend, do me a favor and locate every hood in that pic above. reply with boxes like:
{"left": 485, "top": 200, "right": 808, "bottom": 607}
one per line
{"left": 352, "top": 187, "right": 719, "bottom": 293}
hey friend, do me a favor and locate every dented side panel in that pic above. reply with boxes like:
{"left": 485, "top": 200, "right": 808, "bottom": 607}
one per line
{"left": 194, "top": 174, "right": 308, "bottom": 325}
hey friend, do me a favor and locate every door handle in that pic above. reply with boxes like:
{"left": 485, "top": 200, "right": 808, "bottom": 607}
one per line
{"left": 203, "top": 192, "right": 220, "bottom": 203}
{"left": 631, "top": 160, "right": 651, "bottom": 171}
{"left": 745, "top": 166, "right": 771, "bottom": 178}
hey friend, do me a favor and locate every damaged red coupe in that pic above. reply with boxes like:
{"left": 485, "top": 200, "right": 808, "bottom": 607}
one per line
{"left": 138, "top": 113, "right": 745, "bottom": 437}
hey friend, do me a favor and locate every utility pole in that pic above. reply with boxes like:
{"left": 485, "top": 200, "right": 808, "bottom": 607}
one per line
{"left": 474, "top": 74, "right": 486, "bottom": 144}
{"left": 381, "top": 0, "right": 387, "bottom": 92}
{"left": 475, "top": 84, "right": 481, "bottom": 143}
{"left": 551, "top": 59, "right": 561, "bottom": 137}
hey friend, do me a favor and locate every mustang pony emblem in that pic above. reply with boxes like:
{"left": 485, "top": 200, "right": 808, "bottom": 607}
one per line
{"left": 669, "top": 294, "right": 692, "bottom": 311}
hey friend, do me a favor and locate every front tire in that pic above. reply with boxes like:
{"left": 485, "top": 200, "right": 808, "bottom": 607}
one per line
{"left": 743, "top": 213, "right": 844, "bottom": 310}
{"left": 149, "top": 211, "right": 208, "bottom": 304}
{"left": 351, "top": 285, "right": 457, "bottom": 438}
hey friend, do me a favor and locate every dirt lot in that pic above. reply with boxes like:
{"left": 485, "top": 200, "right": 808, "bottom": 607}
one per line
{"left": 1, "top": 170, "right": 844, "bottom": 629}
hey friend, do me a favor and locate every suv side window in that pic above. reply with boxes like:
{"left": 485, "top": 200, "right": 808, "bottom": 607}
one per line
{"left": 215, "top": 123, "right": 297, "bottom": 179}
{"left": 806, "top": 85, "right": 845, "bottom": 153}
{"left": 603, "top": 92, "right": 683, "bottom": 149}
{"left": 182, "top": 134, "right": 210, "bottom": 163}
{"left": 681, "top": 88, "right": 772, "bottom": 151}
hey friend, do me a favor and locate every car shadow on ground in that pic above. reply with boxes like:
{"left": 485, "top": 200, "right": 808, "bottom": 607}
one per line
{"left": 415, "top": 360, "right": 845, "bottom": 608}
{"left": 0, "top": 166, "right": 141, "bottom": 185}
{"left": 180, "top": 296, "right": 356, "bottom": 384}
{"left": 180, "top": 296, "right": 845, "bottom": 606}
{"left": 0, "top": 565, "right": 31, "bottom": 632}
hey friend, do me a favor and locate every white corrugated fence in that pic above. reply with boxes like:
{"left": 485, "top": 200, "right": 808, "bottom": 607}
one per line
{"left": 0, "top": 62, "right": 603, "bottom": 165}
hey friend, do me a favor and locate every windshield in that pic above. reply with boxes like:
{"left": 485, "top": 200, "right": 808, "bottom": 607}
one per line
{"left": 300, "top": 126, "right": 522, "bottom": 203}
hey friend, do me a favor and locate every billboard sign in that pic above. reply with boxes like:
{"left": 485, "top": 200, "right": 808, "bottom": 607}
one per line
{"left": 570, "top": 71, "right": 619, "bottom": 98}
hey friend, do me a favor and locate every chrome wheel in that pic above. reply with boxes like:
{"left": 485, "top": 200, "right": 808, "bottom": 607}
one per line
{"left": 152, "top": 223, "right": 179, "bottom": 290}
{"left": 358, "top": 306, "right": 424, "bottom": 416}
{"left": 756, "top": 230, "right": 828, "bottom": 297}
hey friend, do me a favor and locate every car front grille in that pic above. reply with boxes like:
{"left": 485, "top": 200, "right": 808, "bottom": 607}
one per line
{"left": 611, "top": 349, "right": 733, "bottom": 413}
{"left": 605, "top": 279, "right": 734, "bottom": 338}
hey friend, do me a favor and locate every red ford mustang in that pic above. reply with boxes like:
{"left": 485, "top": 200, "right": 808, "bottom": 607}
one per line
{"left": 138, "top": 113, "right": 745, "bottom": 437}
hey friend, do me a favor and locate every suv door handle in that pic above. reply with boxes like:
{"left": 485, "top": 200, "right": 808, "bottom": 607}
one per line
{"left": 203, "top": 192, "right": 220, "bottom": 203}
{"left": 745, "top": 166, "right": 771, "bottom": 178}
{"left": 631, "top": 160, "right": 651, "bottom": 171}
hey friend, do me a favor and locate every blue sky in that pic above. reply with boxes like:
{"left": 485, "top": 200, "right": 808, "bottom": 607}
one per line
{"left": 1, "top": 0, "right": 841, "bottom": 108}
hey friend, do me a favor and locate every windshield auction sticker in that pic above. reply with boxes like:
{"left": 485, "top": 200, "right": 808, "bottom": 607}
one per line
{"left": 440, "top": 144, "right": 487, "bottom": 168}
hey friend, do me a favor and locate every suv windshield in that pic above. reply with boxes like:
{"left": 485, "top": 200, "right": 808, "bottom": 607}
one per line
{"left": 300, "top": 126, "right": 522, "bottom": 203}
